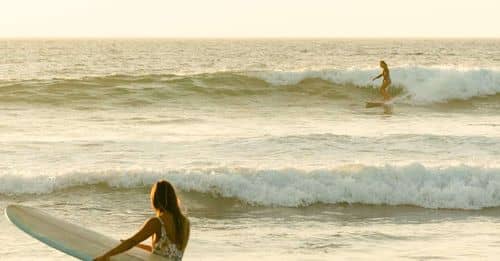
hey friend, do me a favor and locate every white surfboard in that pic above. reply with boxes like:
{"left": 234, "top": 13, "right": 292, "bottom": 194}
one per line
{"left": 5, "top": 205, "right": 166, "bottom": 261}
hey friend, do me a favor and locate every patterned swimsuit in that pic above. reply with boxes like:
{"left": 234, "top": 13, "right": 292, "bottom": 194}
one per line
{"left": 152, "top": 217, "right": 183, "bottom": 261}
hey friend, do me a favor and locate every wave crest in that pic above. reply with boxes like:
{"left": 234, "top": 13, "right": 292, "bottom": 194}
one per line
{"left": 2, "top": 164, "right": 500, "bottom": 210}
{"left": 253, "top": 66, "right": 500, "bottom": 103}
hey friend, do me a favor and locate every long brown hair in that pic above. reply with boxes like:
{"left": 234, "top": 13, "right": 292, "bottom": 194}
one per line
{"left": 380, "top": 60, "right": 388, "bottom": 69}
{"left": 150, "top": 180, "right": 186, "bottom": 247}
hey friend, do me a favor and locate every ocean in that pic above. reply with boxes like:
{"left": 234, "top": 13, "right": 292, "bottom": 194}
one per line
{"left": 1, "top": 39, "right": 500, "bottom": 260}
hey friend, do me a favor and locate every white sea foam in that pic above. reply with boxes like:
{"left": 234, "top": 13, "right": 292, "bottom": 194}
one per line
{"left": 2, "top": 164, "right": 500, "bottom": 210}
{"left": 252, "top": 67, "right": 500, "bottom": 104}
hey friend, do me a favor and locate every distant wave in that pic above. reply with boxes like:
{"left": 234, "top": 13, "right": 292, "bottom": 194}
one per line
{"left": 0, "top": 67, "right": 499, "bottom": 106}
{"left": 2, "top": 164, "right": 500, "bottom": 210}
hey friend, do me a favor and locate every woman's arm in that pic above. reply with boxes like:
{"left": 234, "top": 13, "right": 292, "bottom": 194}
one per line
{"left": 94, "top": 217, "right": 159, "bottom": 261}
{"left": 372, "top": 73, "right": 382, "bottom": 81}
{"left": 135, "top": 243, "right": 153, "bottom": 252}
{"left": 120, "top": 240, "right": 153, "bottom": 252}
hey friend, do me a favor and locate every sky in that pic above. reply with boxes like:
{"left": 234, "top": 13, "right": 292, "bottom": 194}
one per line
{"left": 1, "top": 0, "right": 499, "bottom": 38}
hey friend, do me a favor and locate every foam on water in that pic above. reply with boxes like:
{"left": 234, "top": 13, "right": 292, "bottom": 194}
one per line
{"left": 2, "top": 164, "right": 500, "bottom": 210}
{"left": 253, "top": 66, "right": 500, "bottom": 103}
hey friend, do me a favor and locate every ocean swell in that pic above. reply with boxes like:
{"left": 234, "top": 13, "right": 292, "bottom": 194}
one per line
{"left": 0, "top": 67, "right": 499, "bottom": 106}
{"left": 2, "top": 164, "right": 500, "bottom": 210}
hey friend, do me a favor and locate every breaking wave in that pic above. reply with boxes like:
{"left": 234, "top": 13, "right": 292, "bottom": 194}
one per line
{"left": 2, "top": 164, "right": 500, "bottom": 210}
{"left": 253, "top": 66, "right": 500, "bottom": 103}
{"left": 0, "top": 66, "right": 499, "bottom": 106}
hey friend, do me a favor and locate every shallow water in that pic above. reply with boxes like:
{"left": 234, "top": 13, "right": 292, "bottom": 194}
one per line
{"left": 3, "top": 187, "right": 500, "bottom": 260}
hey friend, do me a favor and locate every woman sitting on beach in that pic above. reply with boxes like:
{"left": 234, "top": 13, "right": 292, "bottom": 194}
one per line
{"left": 94, "top": 180, "right": 190, "bottom": 261}
{"left": 372, "top": 60, "right": 392, "bottom": 101}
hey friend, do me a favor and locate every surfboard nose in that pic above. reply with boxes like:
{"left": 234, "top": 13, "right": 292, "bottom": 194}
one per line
{"left": 5, "top": 204, "right": 23, "bottom": 222}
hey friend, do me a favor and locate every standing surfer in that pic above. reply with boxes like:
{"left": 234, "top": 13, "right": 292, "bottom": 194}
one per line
{"left": 372, "top": 61, "right": 391, "bottom": 101}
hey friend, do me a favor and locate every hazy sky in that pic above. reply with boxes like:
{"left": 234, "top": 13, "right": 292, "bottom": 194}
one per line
{"left": 1, "top": 0, "right": 499, "bottom": 38}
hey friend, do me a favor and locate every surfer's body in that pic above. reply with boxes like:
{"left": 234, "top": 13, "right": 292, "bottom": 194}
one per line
{"left": 372, "top": 61, "right": 391, "bottom": 101}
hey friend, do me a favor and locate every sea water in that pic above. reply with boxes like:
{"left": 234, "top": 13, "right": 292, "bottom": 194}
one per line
{"left": 1, "top": 39, "right": 500, "bottom": 260}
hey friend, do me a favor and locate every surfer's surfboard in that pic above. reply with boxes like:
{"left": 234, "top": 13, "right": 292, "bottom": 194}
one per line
{"left": 365, "top": 101, "right": 386, "bottom": 108}
{"left": 5, "top": 205, "right": 166, "bottom": 261}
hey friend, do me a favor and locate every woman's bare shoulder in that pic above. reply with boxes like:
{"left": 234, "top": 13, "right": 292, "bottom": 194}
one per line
{"left": 144, "top": 216, "right": 162, "bottom": 228}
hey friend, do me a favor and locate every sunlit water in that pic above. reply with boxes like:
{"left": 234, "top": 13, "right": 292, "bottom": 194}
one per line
{"left": 1, "top": 39, "right": 500, "bottom": 260}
